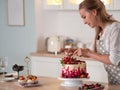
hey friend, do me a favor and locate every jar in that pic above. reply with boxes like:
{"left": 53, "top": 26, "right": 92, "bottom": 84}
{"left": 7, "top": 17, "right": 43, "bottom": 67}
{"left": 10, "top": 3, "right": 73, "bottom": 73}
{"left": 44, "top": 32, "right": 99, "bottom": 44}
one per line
{"left": 64, "top": 39, "right": 74, "bottom": 49}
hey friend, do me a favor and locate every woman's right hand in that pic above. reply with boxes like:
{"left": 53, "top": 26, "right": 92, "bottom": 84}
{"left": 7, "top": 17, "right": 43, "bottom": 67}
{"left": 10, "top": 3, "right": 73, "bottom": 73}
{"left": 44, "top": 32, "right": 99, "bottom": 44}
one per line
{"left": 73, "top": 48, "right": 83, "bottom": 57}
{"left": 73, "top": 48, "right": 90, "bottom": 57}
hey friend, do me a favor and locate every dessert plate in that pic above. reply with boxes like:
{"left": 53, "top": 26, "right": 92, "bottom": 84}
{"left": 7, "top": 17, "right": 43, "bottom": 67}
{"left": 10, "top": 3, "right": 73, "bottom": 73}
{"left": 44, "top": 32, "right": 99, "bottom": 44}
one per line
{"left": 4, "top": 77, "right": 16, "bottom": 82}
{"left": 18, "top": 83, "right": 41, "bottom": 87}
{"left": 79, "top": 86, "right": 104, "bottom": 90}
{"left": 16, "top": 82, "right": 42, "bottom": 88}
{"left": 79, "top": 83, "right": 104, "bottom": 90}
{"left": 58, "top": 77, "right": 89, "bottom": 87}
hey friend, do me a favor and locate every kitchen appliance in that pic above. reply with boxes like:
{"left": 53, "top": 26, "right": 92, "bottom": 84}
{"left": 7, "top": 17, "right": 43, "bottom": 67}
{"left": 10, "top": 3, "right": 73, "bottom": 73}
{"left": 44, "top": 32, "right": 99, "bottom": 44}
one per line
{"left": 46, "top": 36, "right": 64, "bottom": 54}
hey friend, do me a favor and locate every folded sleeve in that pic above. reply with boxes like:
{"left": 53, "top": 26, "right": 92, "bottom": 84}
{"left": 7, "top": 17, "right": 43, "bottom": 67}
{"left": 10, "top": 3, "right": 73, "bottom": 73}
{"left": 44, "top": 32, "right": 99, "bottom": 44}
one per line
{"left": 109, "top": 26, "right": 120, "bottom": 66}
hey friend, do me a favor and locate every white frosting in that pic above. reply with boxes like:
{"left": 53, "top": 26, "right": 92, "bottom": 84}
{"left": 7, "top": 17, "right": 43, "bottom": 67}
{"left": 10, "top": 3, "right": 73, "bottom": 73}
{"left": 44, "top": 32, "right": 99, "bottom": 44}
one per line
{"left": 64, "top": 63, "right": 86, "bottom": 71}
{"left": 18, "top": 80, "right": 26, "bottom": 84}
{"left": 27, "top": 79, "right": 34, "bottom": 84}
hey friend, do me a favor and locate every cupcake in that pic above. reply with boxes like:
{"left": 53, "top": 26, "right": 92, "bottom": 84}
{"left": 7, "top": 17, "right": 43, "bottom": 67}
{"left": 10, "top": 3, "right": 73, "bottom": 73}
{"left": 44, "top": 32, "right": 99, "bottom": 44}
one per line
{"left": 26, "top": 75, "right": 35, "bottom": 84}
{"left": 27, "top": 79, "right": 34, "bottom": 84}
{"left": 18, "top": 76, "right": 26, "bottom": 85}
{"left": 27, "top": 75, "right": 38, "bottom": 84}
{"left": 32, "top": 76, "right": 38, "bottom": 84}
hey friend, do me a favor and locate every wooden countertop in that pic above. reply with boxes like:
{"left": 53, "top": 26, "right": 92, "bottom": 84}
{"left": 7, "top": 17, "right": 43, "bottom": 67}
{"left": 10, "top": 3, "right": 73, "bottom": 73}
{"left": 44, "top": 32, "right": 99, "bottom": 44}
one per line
{"left": 0, "top": 76, "right": 120, "bottom": 90}
{"left": 30, "top": 52, "right": 93, "bottom": 60}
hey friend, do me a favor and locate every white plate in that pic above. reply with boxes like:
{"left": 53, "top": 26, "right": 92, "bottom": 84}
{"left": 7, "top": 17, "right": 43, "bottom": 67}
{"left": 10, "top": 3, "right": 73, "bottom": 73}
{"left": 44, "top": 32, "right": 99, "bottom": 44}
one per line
{"left": 4, "top": 77, "right": 16, "bottom": 82}
{"left": 58, "top": 77, "right": 89, "bottom": 81}
{"left": 16, "top": 82, "right": 41, "bottom": 87}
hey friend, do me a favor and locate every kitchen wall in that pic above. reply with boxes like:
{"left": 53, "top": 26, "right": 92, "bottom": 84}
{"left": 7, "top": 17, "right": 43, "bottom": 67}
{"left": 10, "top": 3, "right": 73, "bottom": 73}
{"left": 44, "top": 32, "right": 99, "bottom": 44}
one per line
{"left": 0, "top": 0, "right": 36, "bottom": 73}
{"left": 36, "top": 0, "right": 120, "bottom": 52}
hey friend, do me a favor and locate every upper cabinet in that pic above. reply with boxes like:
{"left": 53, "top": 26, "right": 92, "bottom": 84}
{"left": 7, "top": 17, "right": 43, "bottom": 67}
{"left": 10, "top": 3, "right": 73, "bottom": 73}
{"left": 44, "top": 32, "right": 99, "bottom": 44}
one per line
{"left": 101, "top": 0, "right": 114, "bottom": 10}
{"left": 113, "top": 0, "right": 120, "bottom": 10}
{"left": 43, "top": 0, "right": 82, "bottom": 10}
{"left": 63, "top": 0, "right": 82, "bottom": 10}
{"left": 43, "top": 0, "right": 64, "bottom": 10}
{"left": 43, "top": 0, "right": 120, "bottom": 10}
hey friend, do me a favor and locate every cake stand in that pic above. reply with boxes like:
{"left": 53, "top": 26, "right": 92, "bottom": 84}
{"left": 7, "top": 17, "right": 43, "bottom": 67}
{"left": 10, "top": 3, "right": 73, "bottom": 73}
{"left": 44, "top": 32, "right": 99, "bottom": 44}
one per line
{"left": 58, "top": 77, "right": 89, "bottom": 87}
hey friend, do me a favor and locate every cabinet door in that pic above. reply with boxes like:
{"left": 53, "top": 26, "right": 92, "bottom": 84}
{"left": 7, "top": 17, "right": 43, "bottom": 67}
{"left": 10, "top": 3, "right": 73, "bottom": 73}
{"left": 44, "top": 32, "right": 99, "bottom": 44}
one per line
{"left": 31, "top": 56, "right": 62, "bottom": 78}
{"left": 43, "top": 0, "right": 115, "bottom": 10}
{"left": 86, "top": 60, "right": 108, "bottom": 83}
{"left": 101, "top": 0, "right": 114, "bottom": 10}
{"left": 64, "top": 0, "right": 82, "bottom": 10}
{"left": 65, "top": 0, "right": 114, "bottom": 10}
{"left": 114, "top": 0, "right": 120, "bottom": 10}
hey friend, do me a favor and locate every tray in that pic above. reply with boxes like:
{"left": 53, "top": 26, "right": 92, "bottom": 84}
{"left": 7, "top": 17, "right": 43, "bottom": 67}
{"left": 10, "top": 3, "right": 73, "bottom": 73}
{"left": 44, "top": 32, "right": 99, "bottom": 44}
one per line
{"left": 16, "top": 82, "right": 41, "bottom": 87}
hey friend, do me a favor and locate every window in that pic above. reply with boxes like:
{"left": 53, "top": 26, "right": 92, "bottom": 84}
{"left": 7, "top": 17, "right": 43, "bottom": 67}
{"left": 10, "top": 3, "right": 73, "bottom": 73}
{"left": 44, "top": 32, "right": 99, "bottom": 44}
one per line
{"left": 101, "top": 0, "right": 112, "bottom": 5}
{"left": 69, "top": 0, "right": 83, "bottom": 5}
{"left": 46, "top": 0, "right": 63, "bottom": 5}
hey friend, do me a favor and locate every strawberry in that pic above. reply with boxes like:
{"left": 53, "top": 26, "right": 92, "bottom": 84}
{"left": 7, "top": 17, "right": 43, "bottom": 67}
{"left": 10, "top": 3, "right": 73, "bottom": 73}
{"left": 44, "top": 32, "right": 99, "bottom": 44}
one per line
{"left": 27, "top": 75, "right": 33, "bottom": 80}
{"left": 32, "top": 76, "right": 37, "bottom": 80}
{"left": 19, "top": 76, "right": 25, "bottom": 80}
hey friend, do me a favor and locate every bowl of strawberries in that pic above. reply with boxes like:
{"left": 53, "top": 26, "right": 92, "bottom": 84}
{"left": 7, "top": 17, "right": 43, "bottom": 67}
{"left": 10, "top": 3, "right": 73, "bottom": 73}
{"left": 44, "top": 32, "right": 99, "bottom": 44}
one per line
{"left": 80, "top": 83, "right": 104, "bottom": 90}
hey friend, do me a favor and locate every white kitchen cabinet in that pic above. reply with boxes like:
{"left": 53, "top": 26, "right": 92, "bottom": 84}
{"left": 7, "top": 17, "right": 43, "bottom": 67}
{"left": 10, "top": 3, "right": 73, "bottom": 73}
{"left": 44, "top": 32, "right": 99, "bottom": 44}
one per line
{"left": 86, "top": 60, "right": 108, "bottom": 83}
{"left": 43, "top": 0, "right": 120, "bottom": 10}
{"left": 31, "top": 56, "right": 62, "bottom": 78}
{"left": 101, "top": 0, "right": 113, "bottom": 10}
{"left": 43, "top": 0, "right": 63, "bottom": 10}
{"left": 43, "top": 0, "right": 82, "bottom": 10}
{"left": 63, "top": 0, "right": 82, "bottom": 10}
{"left": 114, "top": 0, "right": 120, "bottom": 10}
{"left": 31, "top": 55, "right": 108, "bottom": 83}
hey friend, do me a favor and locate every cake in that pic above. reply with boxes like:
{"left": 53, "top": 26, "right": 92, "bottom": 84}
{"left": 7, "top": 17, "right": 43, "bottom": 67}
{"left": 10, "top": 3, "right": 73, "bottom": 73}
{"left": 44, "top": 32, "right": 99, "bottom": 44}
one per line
{"left": 60, "top": 55, "right": 88, "bottom": 78}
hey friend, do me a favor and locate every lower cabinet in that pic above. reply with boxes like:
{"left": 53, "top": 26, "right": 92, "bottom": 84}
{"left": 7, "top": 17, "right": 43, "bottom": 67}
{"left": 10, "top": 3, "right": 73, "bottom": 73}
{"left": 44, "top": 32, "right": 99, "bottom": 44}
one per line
{"left": 86, "top": 60, "right": 108, "bottom": 83}
{"left": 31, "top": 56, "right": 108, "bottom": 83}
{"left": 31, "top": 56, "right": 62, "bottom": 78}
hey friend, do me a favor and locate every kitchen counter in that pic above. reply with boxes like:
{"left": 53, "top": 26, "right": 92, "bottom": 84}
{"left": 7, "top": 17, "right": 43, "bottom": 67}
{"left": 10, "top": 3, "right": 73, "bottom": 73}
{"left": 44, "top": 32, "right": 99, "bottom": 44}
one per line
{"left": 0, "top": 76, "right": 120, "bottom": 90}
{"left": 30, "top": 52, "right": 93, "bottom": 61}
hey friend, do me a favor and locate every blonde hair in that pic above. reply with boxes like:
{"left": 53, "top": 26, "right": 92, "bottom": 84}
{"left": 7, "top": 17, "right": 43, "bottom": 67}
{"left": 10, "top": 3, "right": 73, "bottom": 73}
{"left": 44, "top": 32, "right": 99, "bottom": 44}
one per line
{"left": 79, "top": 0, "right": 116, "bottom": 52}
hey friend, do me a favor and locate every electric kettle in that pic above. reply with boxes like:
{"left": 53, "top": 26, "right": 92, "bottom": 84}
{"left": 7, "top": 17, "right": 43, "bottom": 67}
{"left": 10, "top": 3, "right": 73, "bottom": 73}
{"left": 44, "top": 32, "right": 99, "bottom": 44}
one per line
{"left": 46, "top": 36, "right": 64, "bottom": 54}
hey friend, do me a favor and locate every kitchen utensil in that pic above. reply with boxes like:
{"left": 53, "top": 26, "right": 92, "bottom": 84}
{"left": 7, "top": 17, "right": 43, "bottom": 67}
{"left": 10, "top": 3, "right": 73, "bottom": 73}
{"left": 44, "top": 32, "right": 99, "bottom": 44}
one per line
{"left": 24, "top": 56, "right": 30, "bottom": 76}
{"left": 0, "top": 56, "right": 8, "bottom": 82}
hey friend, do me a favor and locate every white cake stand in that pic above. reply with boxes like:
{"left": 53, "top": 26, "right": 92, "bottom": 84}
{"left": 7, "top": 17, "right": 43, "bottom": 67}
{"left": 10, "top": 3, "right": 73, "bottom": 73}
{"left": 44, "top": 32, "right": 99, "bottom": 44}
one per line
{"left": 58, "top": 77, "right": 88, "bottom": 87}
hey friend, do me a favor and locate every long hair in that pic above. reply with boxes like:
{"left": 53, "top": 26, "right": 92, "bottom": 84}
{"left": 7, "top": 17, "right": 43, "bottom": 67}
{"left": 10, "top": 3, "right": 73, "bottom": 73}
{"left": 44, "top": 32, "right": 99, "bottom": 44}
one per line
{"left": 79, "top": 0, "right": 116, "bottom": 52}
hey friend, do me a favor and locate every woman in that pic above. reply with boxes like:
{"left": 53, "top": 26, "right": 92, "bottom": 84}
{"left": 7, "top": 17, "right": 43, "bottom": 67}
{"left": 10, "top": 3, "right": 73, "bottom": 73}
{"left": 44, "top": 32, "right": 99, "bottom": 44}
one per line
{"left": 74, "top": 0, "right": 120, "bottom": 84}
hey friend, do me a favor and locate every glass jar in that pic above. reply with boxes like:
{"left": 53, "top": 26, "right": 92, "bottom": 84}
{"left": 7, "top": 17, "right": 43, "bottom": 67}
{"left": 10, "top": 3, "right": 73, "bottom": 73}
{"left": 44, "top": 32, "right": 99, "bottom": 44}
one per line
{"left": 64, "top": 39, "right": 74, "bottom": 49}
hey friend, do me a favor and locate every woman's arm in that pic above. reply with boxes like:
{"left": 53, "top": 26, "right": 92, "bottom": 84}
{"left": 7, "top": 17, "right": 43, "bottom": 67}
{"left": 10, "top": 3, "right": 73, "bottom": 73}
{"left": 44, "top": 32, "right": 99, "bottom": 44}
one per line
{"left": 87, "top": 50, "right": 112, "bottom": 64}
{"left": 74, "top": 48, "right": 112, "bottom": 65}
